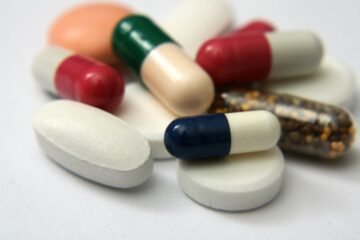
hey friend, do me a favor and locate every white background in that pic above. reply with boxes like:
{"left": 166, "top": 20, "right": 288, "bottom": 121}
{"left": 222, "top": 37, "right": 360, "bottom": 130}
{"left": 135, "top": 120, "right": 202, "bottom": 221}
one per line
{"left": 1, "top": 0, "right": 360, "bottom": 239}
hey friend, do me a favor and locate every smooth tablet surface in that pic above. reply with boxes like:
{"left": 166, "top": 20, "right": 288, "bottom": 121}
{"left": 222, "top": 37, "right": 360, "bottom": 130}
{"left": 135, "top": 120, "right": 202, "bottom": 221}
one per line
{"left": 49, "top": 3, "right": 132, "bottom": 65}
{"left": 266, "top": 56, "right": 356, "bottom": 109}
{"left": 161, "top": 0, "right": 233, "bottom": 58}
{"left": 115, "top": 82, "right": 176, "bottom": 159}
{"left": 33, "top": 100, "right": 153, "bottom": 188}
{"left": 177, "top": 147, "right": 284, "bottom": 211}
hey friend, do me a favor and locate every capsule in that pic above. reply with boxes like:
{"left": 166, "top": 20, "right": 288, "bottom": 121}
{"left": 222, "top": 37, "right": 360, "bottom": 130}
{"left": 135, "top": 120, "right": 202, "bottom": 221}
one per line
{"left": 196, "top": 31, "right": 324, "bottom": 85}
{"left": 112, "top": 15, "right": 214, "bottom": 116}
{"left": 32, "top": 46, "right": 125, "bottom": 112}
{"left": 231, "top": 19, "right": 276, "bottom": 35}
{"left": 164, "top": 111, "right": 281, "bottom": 160}
{"left": 209, "top": 88, "right": 356, "bottom": 159}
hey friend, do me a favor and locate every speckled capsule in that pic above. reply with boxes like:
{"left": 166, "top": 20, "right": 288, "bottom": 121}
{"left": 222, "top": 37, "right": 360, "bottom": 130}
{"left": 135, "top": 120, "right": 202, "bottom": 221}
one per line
{"left": 209, "top": 88, "right": 356, "bottom": 159}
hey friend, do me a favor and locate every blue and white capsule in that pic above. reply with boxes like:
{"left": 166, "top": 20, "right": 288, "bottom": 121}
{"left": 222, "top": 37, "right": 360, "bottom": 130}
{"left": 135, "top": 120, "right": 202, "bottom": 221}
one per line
{"left": 164, "top": 111, "right": 281, "bottom": 160}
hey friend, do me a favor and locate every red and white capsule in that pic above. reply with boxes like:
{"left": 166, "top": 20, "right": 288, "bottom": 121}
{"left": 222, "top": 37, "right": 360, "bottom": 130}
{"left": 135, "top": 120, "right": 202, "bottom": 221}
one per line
{"left": 196, "top": 31, "right": 324, "bottom": 85}
{"left": 32, "top": 46, "right": 125, "bottom": 112}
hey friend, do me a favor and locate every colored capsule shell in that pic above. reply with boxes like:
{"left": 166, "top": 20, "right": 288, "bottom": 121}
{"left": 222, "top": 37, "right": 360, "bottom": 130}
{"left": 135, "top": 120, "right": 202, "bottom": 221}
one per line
{"left": 231, "top": 20, "right": 276, "bottom": 35}
{"left": 209, "top": 88, "right": 356, "bottom": 159}
{"left": 32, "top": 46, "right": 125, "bottom": 112}
{"left": 196, "top": 31, "right": 324, "bottom": 85}
{"left": 164, "top": 111, "right": 281, "bottom": 160}
{"left": 113, "top": 15, "right": 214, "bottom": 116}
{"left": 161, "top": 0, "right": 233, "bottom": 58}
{"left": 112, "top": 15, "right": 174, "bottom": 74}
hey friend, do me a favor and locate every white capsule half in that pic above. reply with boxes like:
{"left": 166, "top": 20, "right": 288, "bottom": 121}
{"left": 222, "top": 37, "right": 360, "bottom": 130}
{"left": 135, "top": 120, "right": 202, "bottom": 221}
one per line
{"left": 33, "top": 100, "right": 153, "bottom": 188}
{"left": 32, "top": 46, "right": 72, "bottom": 94}
{"left": 226, "top": 111, "right": 281, "bottom": 154}
{"left": 267, "top": 31, "right": 324, "bottom": 79}
{"left": 161, "top": 0, "right": 233, "bottom": 58}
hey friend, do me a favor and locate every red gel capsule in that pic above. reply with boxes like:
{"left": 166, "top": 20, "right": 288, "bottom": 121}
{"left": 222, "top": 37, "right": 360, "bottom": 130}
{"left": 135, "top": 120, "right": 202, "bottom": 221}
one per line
{"left": 33, "top": 46, "right": 125, "bottom": 112}
{"left": 196, "top": 33, "right": 272, "bottom": 85}
{"left": 196, "top": 31, "right": 323, "bottom": 85}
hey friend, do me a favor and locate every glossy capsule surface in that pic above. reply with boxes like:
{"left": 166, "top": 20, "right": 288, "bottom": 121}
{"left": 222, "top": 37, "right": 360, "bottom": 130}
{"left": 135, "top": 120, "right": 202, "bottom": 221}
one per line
{"left": 112, "top": 15, "right": 214, "bottom": 116}
{"left": 32, "top": 46, "right": 125, "bottom": 112}
{"left": 164, "top": 111, "right": 280, "bottom": 160}
{"left": 209, "top": 88, "right": 356, "bottom": 159}
{"left": 196, "top": 31, "right": 323, "bottom": 85}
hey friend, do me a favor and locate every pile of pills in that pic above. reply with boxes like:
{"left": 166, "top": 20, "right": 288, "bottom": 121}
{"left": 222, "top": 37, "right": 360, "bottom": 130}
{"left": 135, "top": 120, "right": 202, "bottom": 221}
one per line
{"left": 32, "top": 0, "right": 357, "bottom": 211}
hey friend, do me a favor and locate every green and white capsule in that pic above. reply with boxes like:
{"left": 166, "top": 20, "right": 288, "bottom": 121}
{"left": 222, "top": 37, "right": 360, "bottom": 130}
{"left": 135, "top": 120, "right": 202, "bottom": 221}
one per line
{"left": 112, "top": 15, "right": 214, "bottom": 116}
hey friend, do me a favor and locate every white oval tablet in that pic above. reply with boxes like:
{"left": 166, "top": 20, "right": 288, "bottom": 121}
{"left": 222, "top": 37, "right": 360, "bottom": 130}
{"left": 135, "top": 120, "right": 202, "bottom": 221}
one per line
{"left": 177, "top": 147, "right": 284, "bottom": 211}
{"left": 33, "top": 100, "right": 153, "bottom": 188}
{"left": 266, "top": 56, "right": 356, "bottom": 109}
{"left": 161, "top": 0, "right": 233, "bottom": 58}
{"left": 115, "top": 82, "right": 176, "bottom": 159}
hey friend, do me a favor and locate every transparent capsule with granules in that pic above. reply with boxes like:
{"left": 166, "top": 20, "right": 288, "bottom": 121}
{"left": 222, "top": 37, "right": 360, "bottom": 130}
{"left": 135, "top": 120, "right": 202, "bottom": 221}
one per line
{"left": 209, "top": 88, "right": 356, "bottom": 159}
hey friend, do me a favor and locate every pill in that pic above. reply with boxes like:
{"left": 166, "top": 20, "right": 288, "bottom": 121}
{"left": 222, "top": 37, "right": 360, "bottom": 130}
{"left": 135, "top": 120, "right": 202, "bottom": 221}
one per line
{"left": 231, "top": 19, "right": 276, "bottom": 35}
{"left": 115, "top": 82, "right": 176, "bottom": 159}
{"left": 177, "top": 147, "right": 284, "bottom": 211}
{"left": 112, "top": 15, "right": 214, "bottom": 116}
{"left": 209, "top": 88, "right": 356, "bottom": 159}
{"left": 196, "top": 31, "right": 324, "bottom": 85}
{"left": 33, "top": 100, "right": 153, "bottom": 188}
{"left": 164, "top": 111, "right": 281, "bottom": 160}
{"left": 32, "top": 46, "right": 125, "bottom": 112}
{"left": 266, "top": 56, "right": 357, "bottom": 110}
{"left": 49, "top": 3, "right": 132, "bottom": 65}
{"left": 161, "top": 0, "right": 233, "bottom": 58}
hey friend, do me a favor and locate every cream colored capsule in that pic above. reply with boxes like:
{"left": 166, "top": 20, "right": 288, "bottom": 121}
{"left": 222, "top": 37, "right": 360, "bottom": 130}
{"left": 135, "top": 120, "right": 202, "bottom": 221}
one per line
{"left": 112, "top": 15, "right": 214, "bottom": 116}
{"left": 141, "top": 43, "right": 214, "bottom": 116}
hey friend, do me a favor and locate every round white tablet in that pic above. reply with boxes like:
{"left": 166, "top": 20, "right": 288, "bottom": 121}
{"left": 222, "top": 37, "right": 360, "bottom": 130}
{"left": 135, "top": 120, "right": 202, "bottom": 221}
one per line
{"left": 115, "top": 82, "right": 176, "bottom": 159}
{"left": 266, "top": 56, "right": 356, "bottom": 109}
{"left": 177, "top": 147, "right": 284, "bottom": 211}
{"left": 33, "top": 100, "right": 153, "bottom": 188}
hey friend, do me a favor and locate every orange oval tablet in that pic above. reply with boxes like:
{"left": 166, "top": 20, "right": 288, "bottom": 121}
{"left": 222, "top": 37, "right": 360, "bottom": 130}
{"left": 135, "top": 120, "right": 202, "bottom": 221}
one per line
{"left": 49, "top": 3, "right": 132, "bottom": 65}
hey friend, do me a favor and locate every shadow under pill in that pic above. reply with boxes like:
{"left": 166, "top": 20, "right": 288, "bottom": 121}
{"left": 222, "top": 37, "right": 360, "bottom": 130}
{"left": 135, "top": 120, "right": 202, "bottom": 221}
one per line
{"left": 214, "top": 166, "right": 345, "bottom": 226}
{"left": 283, "top": 147, "right": 360, "bottom": 183}
{"left": 47, "top": 157, "right": 183, "bottom": 212}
